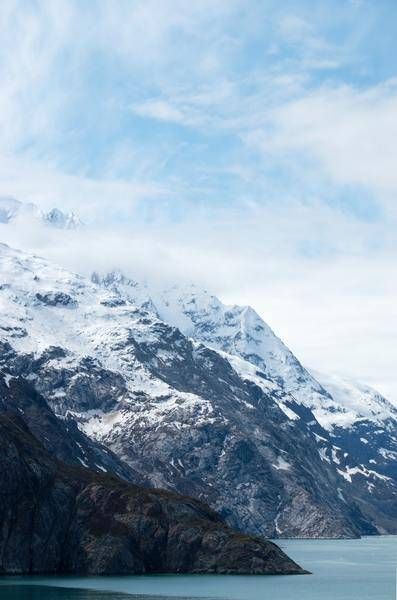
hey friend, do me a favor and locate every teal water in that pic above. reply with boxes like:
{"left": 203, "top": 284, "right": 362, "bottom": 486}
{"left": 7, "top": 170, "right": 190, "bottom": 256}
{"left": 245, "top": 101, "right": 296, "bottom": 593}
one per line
{"left": 0, "top": 537, "right": 396, "bottom": 600}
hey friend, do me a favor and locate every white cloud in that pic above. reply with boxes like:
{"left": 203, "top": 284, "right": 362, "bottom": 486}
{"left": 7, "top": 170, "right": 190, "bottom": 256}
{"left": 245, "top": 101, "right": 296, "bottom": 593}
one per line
{"left": 131, "top": 99, "right": 190, "bottom": 125}
{"left": 0, "top": 0, "right": 396, "bottom": 403}
{"left": 0, "top": 154, "right": 167, "bottom": 219}
{"left": 246, "top": 79, "right": 397, "bottom": 204}
{"left": 2, "top": 195, "right": 396, "bottom": 404}
{"left": 279, "top": 14, "right": 313, "bottom": 40}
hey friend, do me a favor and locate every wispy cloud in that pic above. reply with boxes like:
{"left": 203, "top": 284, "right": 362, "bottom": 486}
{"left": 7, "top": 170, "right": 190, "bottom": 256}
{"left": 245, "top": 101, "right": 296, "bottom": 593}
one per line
{"left": 0, "top": 0, "right": 397, "bottom": 399}
{"left": 131, "top": 99, "right": 189, "bottom": 125}
{"left": 2, "top": 193, "right": 396, "bottom": 401}
{"left": 245, "top": 79, "right": 397, "bottom": 204}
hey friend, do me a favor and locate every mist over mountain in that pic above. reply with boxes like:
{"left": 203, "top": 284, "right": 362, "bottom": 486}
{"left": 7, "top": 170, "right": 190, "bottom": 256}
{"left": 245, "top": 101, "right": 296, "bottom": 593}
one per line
{"left": 0, "top": 196, "right": 82, "bottom": 229}
{"left": 0, "top": 236, "right": 396, "bottom": 540}
{"left": 1, "top": 1, "right": 397, "bottom": 589}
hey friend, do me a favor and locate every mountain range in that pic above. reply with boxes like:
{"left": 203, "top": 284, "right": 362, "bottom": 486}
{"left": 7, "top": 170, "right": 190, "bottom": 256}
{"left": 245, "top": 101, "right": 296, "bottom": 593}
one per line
{"left": 0, "top": 222, "right": 396, "bottom": 542}
{"left": 0, "top": 196, "right": 82, "bottom": 229}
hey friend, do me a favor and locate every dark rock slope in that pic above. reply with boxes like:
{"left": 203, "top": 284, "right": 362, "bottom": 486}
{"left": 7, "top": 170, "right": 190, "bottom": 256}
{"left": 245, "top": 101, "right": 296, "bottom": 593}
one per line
{"left": 0, "top": 412, "right": 304, "bottom": 575}
{"left": 0, "top": 369, "right": 140, "bottom": 483}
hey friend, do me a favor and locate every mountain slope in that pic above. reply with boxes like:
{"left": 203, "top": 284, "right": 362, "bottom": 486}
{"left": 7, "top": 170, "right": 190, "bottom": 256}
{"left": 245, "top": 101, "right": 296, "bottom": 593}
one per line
{"left": 95, "top": 272, "right": 397, "bottom": 510}
{"left": 0, "top": 411, "right": 304, "bottom": 575}
{"left": 0, "top": 245, "right": 395, "bottom": 537}
{"left": 0, "top": 243, "right": 396, "bottom": 538}
{"left": 0, "top": 368, "right": 140, "bottom": 481}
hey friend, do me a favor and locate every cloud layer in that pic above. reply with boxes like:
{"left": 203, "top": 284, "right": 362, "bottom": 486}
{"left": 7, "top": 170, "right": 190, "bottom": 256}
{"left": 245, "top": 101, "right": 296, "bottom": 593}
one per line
{"left": 0, "top": 0, "right": 396, "bottom": 400}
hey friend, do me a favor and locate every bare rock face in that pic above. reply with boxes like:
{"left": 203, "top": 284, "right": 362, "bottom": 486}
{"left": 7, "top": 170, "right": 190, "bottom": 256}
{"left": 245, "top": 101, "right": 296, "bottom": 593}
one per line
{"left": 0, "top": 370, "right": 140, "bottom": 483}
{"left": 0, "top": 413, "right": 305, "bottom": 576}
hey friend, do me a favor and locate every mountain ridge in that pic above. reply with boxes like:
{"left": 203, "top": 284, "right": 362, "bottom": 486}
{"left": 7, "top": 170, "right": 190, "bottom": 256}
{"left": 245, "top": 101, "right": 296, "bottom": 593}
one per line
{"left": 1, "top": 242, "right": 396, "bottom": 538}
{"left": 0, "top": 196, "right": 82, "bottom": 229}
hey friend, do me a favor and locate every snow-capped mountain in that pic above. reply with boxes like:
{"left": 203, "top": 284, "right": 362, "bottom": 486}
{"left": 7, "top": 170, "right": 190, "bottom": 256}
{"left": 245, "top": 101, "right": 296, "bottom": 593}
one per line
{"left": 95, "top": 271, "right": 397, "bottom": 509}
{"left": 0, "top": 197, "right": 82, "bottom": 229}
{"left": 94, "top": 272, "right": 397, "bottom": 426}
{"left": 0, "top": 197, "right": 40, "bottom": 224}
{"left": 42, "top": 207, "right": 82, "bottom": 229}
{"left": 0, "top": 243, "right": 396, "bottom": 538}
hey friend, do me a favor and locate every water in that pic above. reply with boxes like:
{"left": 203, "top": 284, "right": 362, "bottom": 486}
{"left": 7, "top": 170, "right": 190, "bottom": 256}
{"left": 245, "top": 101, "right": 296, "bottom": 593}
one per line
{"left": 0, "top": 537, "right": 396, "bottom": 600}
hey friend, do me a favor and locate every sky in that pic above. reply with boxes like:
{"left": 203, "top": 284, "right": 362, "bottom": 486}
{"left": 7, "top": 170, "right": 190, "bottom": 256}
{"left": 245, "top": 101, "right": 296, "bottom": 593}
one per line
{"left": 0, "top": 0, "right": 396, "bottom": 401}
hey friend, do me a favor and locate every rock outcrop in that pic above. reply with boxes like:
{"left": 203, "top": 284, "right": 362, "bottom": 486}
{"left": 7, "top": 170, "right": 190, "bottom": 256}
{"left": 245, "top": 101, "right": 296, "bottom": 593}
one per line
{"left": 0, "top": 369, "right": 140, "bottom": 482}
{"left": 0, "top": 412, "right": 305, "bottom": 575}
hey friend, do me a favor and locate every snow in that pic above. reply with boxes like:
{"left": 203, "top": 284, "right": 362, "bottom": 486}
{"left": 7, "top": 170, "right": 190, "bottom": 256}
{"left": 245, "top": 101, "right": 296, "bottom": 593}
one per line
{"left": 1, "top": 239, "right": 395, "bottom": 443}
{"left": 3, "top": 374, "right": 13, "bottom": 387}
{"left": 318, "top": 447, "right": 331, "bottom": 463}
{"left": 1, "top": 241, "right": 396, "bottom": 499}
{"left": 312, "top": 369, "right": 397, "bottom": 430}
{"left": 95, "top": 464, "right": 108, "bottom": 472}
{"left": 379, "top": 448, "right": 397, "bottom": 460}
{"left": 94, "top": 265, "right": 397, "bottom": 436}
{"left": 338, "top": 465, "right": 392, "bottom": 484}
{"left": 0, "top": 244, "right": 219, "bottom": 445}
{"left": 313, "top": 433, "right": 328, "bottom": 443}
{"left": 272, "top": 456, "right": 291, "bottom": 471}
{"left": 331, "top": 448, "right": 341, "bottom": 465}
{"left": 221, "top": 352, "right": 300, "bottom": 421}
{"left": 0, "top": 197, "right": 81, "bottom": 229}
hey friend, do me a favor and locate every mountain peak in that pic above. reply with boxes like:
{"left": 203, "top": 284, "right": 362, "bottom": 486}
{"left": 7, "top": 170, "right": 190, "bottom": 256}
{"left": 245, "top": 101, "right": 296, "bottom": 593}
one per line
{"left": 43, "top": 207, "right": 82, "bottom": 229}
{"left": 0, "top": 196, "right": 82, "bottom": 230}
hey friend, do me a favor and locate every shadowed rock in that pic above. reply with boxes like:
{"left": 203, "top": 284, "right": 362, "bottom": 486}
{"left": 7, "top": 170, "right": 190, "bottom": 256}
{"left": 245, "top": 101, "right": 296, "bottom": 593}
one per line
{"left": 0, "top": 413, "right": 306, "bottom": 576}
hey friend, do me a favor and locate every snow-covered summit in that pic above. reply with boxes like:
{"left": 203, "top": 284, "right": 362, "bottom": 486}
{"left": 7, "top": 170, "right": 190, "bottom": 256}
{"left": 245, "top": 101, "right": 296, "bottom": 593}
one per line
{"left": 95, "top": 270, "right": 397, "bottom": 433}
{"left": 42, "top": 207, "right": 82, "bottom": 229}
{"left": 0, "top": 197, "right": 37, "bottom": 223}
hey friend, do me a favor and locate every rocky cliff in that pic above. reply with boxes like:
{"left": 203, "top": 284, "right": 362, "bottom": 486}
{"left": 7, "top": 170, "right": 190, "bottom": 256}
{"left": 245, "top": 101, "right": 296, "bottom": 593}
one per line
{"left": 0, "top": 411, "right": 304, "bottom": 575}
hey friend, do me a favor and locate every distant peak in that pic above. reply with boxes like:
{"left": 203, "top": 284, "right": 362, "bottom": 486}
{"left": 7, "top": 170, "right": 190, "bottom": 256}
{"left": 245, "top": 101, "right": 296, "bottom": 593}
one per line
{"left": 0, "top": 196, "right": 82, "bottom": 230}
{"left": 92, "top": 270, "right": 136, "bottom": 287}
{"left": 43, "top": 208, "right": 83, "bottom": 230}
{"left": 0, "top": 196, "right": 23, "bottom": 223}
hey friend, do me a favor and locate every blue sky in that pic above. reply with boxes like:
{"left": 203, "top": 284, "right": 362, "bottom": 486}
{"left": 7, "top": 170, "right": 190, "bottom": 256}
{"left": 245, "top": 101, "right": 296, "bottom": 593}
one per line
{"left": 0, "top": 0, "right": 397, "bottom": 399}
{"left": 1, "top": 0, "right": 397, "bottom": 219}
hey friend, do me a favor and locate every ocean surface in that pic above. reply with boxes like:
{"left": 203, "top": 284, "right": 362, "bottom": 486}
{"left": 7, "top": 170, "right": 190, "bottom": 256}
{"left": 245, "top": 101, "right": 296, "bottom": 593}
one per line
{"left": 0, "top": 536, "right": 396, "bottom": 600}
